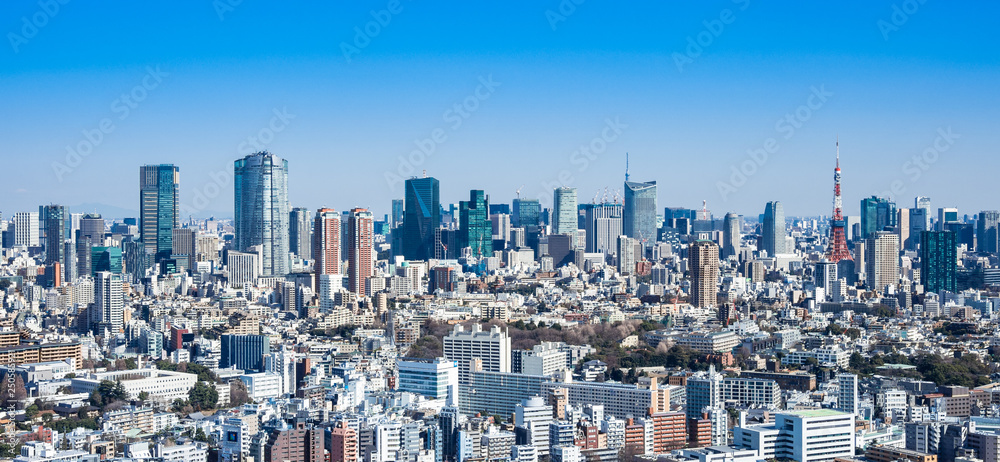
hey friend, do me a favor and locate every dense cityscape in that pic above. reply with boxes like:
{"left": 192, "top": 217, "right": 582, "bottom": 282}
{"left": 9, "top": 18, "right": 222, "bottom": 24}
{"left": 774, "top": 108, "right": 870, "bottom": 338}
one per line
{"left": 0, "top": 144, "right": 998, "bottom": 462}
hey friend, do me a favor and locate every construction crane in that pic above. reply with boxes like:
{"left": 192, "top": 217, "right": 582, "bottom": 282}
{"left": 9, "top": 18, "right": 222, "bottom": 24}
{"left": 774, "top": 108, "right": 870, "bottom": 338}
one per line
{"left": 515, "top": 184, "right": 525, "bottom": 200}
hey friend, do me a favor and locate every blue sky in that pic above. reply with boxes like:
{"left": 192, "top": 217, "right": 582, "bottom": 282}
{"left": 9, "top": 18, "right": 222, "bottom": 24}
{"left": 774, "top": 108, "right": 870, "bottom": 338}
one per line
{"left": 2, "top": 1, "right": 998, "bottom": 220}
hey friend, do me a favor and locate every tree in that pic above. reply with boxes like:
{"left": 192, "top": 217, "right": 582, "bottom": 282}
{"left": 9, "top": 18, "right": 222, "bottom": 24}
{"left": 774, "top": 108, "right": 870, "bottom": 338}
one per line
{"left": 845, "top": 328, "right": 861, "bottom": 340}
{"left": 97, "top": 380, "right": 128, "bottom": 403}
{"left": 0, "top": 280, "right": 11, "bottom": 291}
{"left": 194, "top": 428, "right": 210, "bottom": 443}
{"left": 230, "top": 380, "right": 252, "bottom": 407}
{"left": 124, "top": 358, "right": 138, "bottom": 370}
{"left": 138, "top": 391, "right": 150, "bottom": 402}
{"left": 0, "top": 443, "right": 19, "bottom": 458}
{"left": 188, "top": 381, "right": 219, "bottom": 411}
{"left": 24, "top": 404, "right": 39, "bottom": 420}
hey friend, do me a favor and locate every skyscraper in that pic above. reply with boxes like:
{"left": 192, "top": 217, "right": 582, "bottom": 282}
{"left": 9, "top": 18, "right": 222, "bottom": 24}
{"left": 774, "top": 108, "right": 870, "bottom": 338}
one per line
{"left": 12, "top": 211, "right": 39, "bottom": 247}
{"left": 512, "top": 198, "right": 541, "bottom": 228}
{"left": 220, "top": 334, "right": 270, "bottom": 372}
{"left": 836, "top": 373, "right": 859, "bottom": 415}
{"left": 552, "top": 187, "right": 578, "bottom": 236}
{"left": 977, "top": 211, "right": 999, "bottom": 254}
{"left": 402, "top": 176, "right": 440, "bottom": 261}
{"left": 920, "top": 231, "right": 957, "bottom": 293}
{"left": 95, "top": 271, "right": 124, "bottom": 337}
{"left": 865, "top": 231, "right": 899, "bottom": 292}
{"left": 722, "top": 212, "right": 740, "bottom": 259}
{"left": 937, "top": 207, "right": 958, "bottom": 231}
{"left": 313, "top": 208, "right": 341, "bottom": 288}
{"left": 623, "top": 180, "right": 657, "bottom": 245}
{"left": 585, "top": 203, "right": 622, "bottom": 257}
{"left": 289, "top": 207, "right": 312, "bottom": 259}
{"left": 42, "top": 205, "right": 70, "bottom": 285}
{"left": 689, "top": 240, "right": 719, "bottom": 308}
{"left": 458, "top": 190, "right": 492, "bottom": 258}
{"left": 761, "top": 201, "right": 785, "bottom": 256}
{"left": 139, "top": 164, "right": 179, "bottom": 261}
{"left": 686, "top": 366, "right": 723, "bottom": 421}
{"left": 347, "top": 208, "right": 373, "bottom": 296}
{"left": 391, "top": 199, "right": 405, "bottom": 228}
{"left": 235, "top": 152, "right": 290, "bottom": 277}
{"left": 860, "top": 196, "right": 896, "bottom": 240}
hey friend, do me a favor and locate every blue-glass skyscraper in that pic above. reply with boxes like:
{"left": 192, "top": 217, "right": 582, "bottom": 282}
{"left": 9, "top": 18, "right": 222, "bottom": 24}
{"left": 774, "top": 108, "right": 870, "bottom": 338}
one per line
{"left": 458, "top": 190, "right": 492, "bottom": 258}
{"left": 235, "top": 152, "right": 290, "bottom": 276}
{"left": 860, "top": 196, "right": 896, "bottom": 240}
{"left": 139, "top": 165, "right": 179, "bottom": 262}
{"left": 624, "top": 180, "right": 657, "bottom": 245}
{"left": 920, "top": 231, "right": 956, "bottom": 293}
{"left": 512, "top": 199, "right": 541, "bottom": 228}
{"left": 762, "top": 201, "right": 786, "bottom": 256}
{"left": 220, "top": 334, "right": 270, "bottom": 372}
{"left": 402, "top": 176, "right": 440, "bottom": 261}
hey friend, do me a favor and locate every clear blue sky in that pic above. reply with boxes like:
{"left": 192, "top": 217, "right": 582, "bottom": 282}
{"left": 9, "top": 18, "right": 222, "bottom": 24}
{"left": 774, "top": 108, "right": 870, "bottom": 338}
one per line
{"left": 2, "top": 1, "right": 998, "bottom": 220}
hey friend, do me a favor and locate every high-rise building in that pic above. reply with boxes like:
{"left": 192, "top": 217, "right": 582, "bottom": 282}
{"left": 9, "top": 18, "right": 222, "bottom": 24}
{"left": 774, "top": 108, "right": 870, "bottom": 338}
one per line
{"left": 92, "top": 247, "right": 123, "bottom": 275}
{"left": 938, "top": 207, "right": 959, "bottom": 231}
{"left": 261, "top": 421, "right": 324, "bottom": 462}
{"left": 95, "top": 271, "right": 124, "bottom": 337}
{"left": 617, "top": 235, "right": 636, "bottom": 275}
{"left": 402, "top": 177, "right": 441, "bottom": 261}
{"left": 79, "top": 214, "right": 104, "bottom": 243}
{"left": 865, "top": 231, "right": 899, "bottom": 292}
{"left": 689, "top": 240, "right": 719, "bottom": 308}
{"left": 897, "top": 208, "right": 910, "bottom": 252}
{"left": 347, "top": 208, "right": 373, "bottom": 296}
{"left": 397, "top": 357, "right": 459, "bottom": 405}
{"left": 909, "top": 207, "right": 930, "bottom": 250}
{"left": 313, "top": 209, "right": 341, "bottom": 288}
{"left": 512, "top": 199, "right": 541, "bottom": 228}
{"left": 220, "top": 334, "right": 271, "bottom": 372}
{"left": 515, "top": 396, "right": 554, "bottom": 457}
{"left": 171, "top": 228, "right": 196, "bottom": 271}
{"left": 920, "top": 231, "right": 957, "bottom": 293}
{"left": 860, "top": 196, "right": 896, "bottom": 240}
{"left": 722, "top": 212, "right": 740, "bottom": 259}
{"left": 977, "top": 211, "right": 1000, "bottom": 254}
{"left": 329, "top": 422, "right": 358, "bottom": 462}
{"left": 12, "top": 212, "right": 39, "bottom": 247}
{"left": 761, "top": 201, "right": 785, "bottom": 256}
{"left": 734, "top": 410, "right": 855, "bottom": 462}
{"left": 289, "top": 207, "right": 312, "bottom": 259}
{"left": 585, "top": 203, "right": 622, "bottom": 258}
{"left": 139, "top": 165, "right": 179, "bottom": 261}
{"left": 234, "top": 152, "right": 290, "bottom": 277}
{"left": 552, "top": 187, "right": 578, "bottom": 236}
{"left": 686, "top": 367, "right": 723, "bottom": 421}
{"left": 836, "top": 374, "right": 858, "bottom": 415}
{"left": 390, "top": 199, "right": 404, "bottom": 229}
{"left": 443, "top": 324, "right": 511, "bottom": 382}
{"left": 623, "top": 180, "right": 657, "bottom": 246}
{"left": 458, "top": 190, "right": 492, "bottom": 258}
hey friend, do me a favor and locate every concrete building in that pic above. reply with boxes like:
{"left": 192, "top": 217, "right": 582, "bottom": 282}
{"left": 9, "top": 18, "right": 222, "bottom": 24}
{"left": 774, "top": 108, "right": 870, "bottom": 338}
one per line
{"left": 443, "top": 324, "right": 511, "bottom": 382}
{"left": 734, "top": 409, "right": 855, "bottom": 462}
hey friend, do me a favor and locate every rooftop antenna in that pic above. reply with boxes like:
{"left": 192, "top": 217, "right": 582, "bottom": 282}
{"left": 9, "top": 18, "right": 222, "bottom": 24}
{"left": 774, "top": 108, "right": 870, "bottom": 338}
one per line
{"left": 836, "top": 135, "right": 840, "bottom": 169}
{"left": 422, "top": 169, "right": 427, "bottom": 178}
{"left": 625, "top": 152, "right": 630, "bottom": 182}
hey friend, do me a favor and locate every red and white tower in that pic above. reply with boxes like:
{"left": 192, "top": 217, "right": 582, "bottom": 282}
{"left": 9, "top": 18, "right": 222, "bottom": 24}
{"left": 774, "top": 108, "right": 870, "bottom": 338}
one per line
{"left": 826, "top": 138, "right": 852, "bottom": 262}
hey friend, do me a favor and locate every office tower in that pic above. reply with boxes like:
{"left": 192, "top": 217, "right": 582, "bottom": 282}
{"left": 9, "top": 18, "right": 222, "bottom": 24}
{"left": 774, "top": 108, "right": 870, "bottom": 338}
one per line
{"left": 171, "top": 228, "right": 196, "bottom": 271}
{"left": 815, "top": 259, "right": 837, "bottom": 295}
{"left": 289, "top": 207, "right": 312, "bottom": 259}
{"left": 234, "top": 152, "right": 290, "bottom": 277}
{"left": 734, "top": 411, "right": 855, "bottom": 462}
{"left": 313, "top": 209, "right": 341, "bottom": 288}
{"left": 623, "top": 180, "right": 657, "bottom": 246}
{"left": 139, "top": 165, "right": 179, "bottom": 261}
{"left": 915, "top": 196, "right": 931, "bottom": 214}
{"left": 402, "top": 177, "right": 440, "bottom": 260}
{"left": 897, "top": 208, "right": 910, "bottom": 252}
{"left": 920, "top": 231, "right": 957, "bottom": 293}
{"left": 865, "top": 231, "right": 899, "bottom": 292}
{"left": 347, "top": 208, "right": 373, "bottom": 296}
{"left": 43, "top": 205, "right": 66, "bottom": 265}
{"left": 512, "top": 198, "right": 541, "bottom": 228}
{"left": 585, "top": 203, "right": 622, "bottom": 257}
{"left": 78, "top": 214, "right": 104, "bottom": 243}
{"left": 397, "top": 357, "right": 459, "bottom": 405}
{"left": 329, "top": 422, "right": 358, "bottom": 462}
{"left": 860, "top": 196, "right": 897, "bottom": 240}
{"left": 95, "top": 271, "right": 124, "bottom": 337}
{"left": 689, "top": 240, "right": 720, "bottom": 308}
{"left": 836, "top": 373, "right": 859, "bottom": 415}
{"left": 227, "top": 250, "right": 262, "bottom": 287}
{"left": 722, "top": 212, "right": 740, "bottom": 259}
{"left": 938, "top": 207, "right": 958, "bottom": 231}
{"left": 443, "top": 324, "right": 511, "bottom": 382}
{"left": 220, "top": 334, "right": 270, "bottom": 372}
{"left": 92, "top": 247, "right": 123, "bottom": 275}
{"left": 552, "top": 187, "right": 578, "bottom": 236}
{"left": 761, "top": 201, "right": 785, "bottom": 256}
{"left": 909, "top": 208, "right": 930, "bottom": 250}
{"left": 75, "top": 232, "right": 92, "bottom": 279}
{"left": 458, "top": 190, "right": 492, "bottom": 258}
{"left": 390, "top": 199, "right": 405, "bottom": 229}
{"left": 686, "top": 367, "right": 723, "bottom": 421}
{"left": 490, "top": 213, "right": 512, "bottom": 243}
{"left": 12, "top": 212, "right": 39, "bottom": 247}
{"left": 977, "top": 211, "right": 1000, "bottom": 254}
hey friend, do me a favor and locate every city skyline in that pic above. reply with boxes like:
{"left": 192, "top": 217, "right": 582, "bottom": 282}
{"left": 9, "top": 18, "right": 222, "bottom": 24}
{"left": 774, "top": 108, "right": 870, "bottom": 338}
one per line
{"left": 2, "top": 2, "right": 998, "bottom": 218}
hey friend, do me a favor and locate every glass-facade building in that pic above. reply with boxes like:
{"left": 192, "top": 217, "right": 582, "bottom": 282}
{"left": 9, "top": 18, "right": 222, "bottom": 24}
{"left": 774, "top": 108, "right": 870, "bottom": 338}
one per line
{"left": 552, "top": 187, "right": 578, "bottom": 236}
{"left": 235, "top": 152, "right": 290, "bottom": 277}
{"left": 92, "top": 247, "right": 123, "bottom": 275}
{"left": 512, "top": 199, "right": 541, "bottom": 228}
{"left": 762, "top": 201, "right": 786, "bottom": 256}
{"left": 289, "top": 207, "right": 312, "bottom": 259}
{"left": 860, "top": 196, "right": 896, "bottom": 240}
{"left": 402, "top": 177, "right": 440, "bottom": 261}
{"left": 458, "top": 190, "right": 492, "bottom": 258}
{"left": 139, "top": 164, "right": 179, "bottom": 262}
{"left": 624, "top": 180, "right": 657, "bottom": 245}
{"left": 220, "top": 334, "right": 270, "bottom": 372}
{"left": 921, "top": 231, "right": 957, "bottom": 293}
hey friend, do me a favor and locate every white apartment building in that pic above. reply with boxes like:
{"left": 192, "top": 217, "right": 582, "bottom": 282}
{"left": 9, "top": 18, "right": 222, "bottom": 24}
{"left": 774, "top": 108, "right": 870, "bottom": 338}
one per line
{"left": 444, "top": 324, "right": 511, "bottom": 382}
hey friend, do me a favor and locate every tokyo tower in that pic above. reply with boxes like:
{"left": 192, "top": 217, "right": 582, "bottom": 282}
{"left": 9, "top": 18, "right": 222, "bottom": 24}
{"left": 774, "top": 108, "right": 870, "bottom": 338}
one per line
{"left": 826, "top": 138, "right": 852, "bottom": 262}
